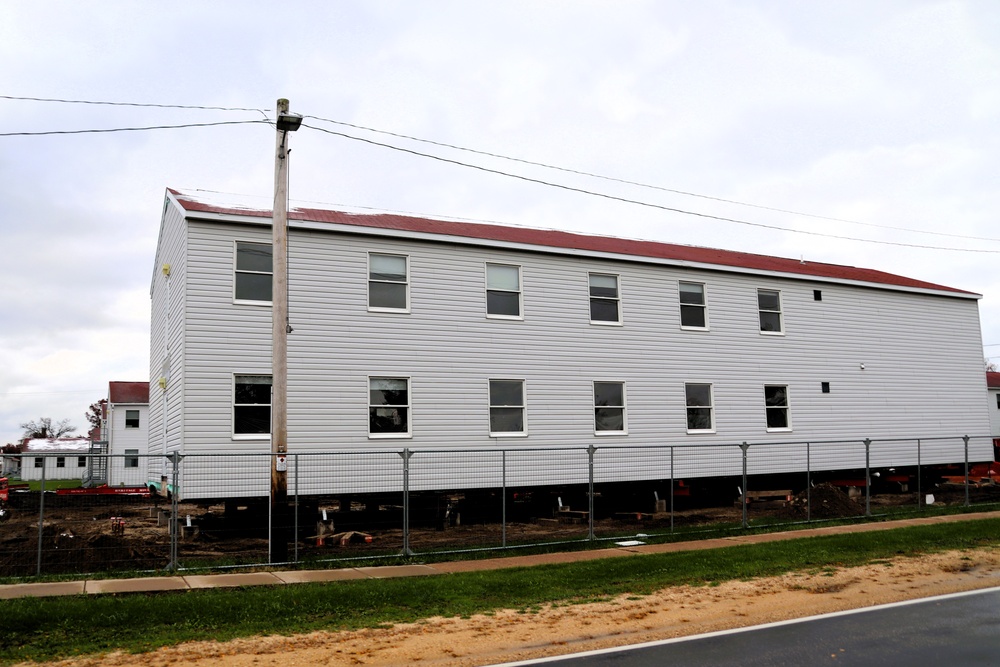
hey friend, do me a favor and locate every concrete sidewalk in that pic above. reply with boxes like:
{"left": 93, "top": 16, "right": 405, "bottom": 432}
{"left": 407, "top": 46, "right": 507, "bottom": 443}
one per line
{"left": 3, "top": 511, "right": 997, "bottom": 600}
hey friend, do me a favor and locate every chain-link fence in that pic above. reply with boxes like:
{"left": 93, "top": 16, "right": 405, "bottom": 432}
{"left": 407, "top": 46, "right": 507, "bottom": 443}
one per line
{"left": 0, "top": 435, "right": 995, "bottom": 579}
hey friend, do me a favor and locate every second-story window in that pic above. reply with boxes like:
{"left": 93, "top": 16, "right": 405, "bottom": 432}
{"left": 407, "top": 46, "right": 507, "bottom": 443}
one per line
{"left": 234, "top": 241, "right": 273, "bottom": 303}
{"left": 369, "top": 253, "right": 409, "bottom": 312}
{"left": 758, "top": 288, "right": 783, "bottom": 334}
{"left": 486, "top": 263, "right": 522, "bottom": 318}
{"left": 679, "top": 281, "right": 708, "bottom": 329}
{"left": 589, "top": 273, "right": 621, "bottom": 324}
{"left": 125, "top": 409, "right": 140, "bottom": 429}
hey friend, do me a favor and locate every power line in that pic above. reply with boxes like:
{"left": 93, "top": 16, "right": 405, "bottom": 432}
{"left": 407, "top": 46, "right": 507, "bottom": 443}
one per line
{"left": 305, "top": 114, "right": 1000, "bottom": 245}
{"left": 0, "top": 94, "right": 269, "bottom": 113}
{"left": 0, "top": 119, "right": 267, "bottom": 137}
{"left": 302, "top": 123, "right": 1000, "bottom": 254}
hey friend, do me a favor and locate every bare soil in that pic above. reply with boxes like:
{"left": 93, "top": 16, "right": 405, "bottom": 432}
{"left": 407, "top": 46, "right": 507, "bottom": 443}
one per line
{"left": 25, "top": 547, "right": 1000, "bottom": 667}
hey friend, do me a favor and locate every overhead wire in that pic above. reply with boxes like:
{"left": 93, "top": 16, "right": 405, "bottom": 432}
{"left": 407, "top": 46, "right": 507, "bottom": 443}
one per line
{"left": 0, "top": 119, "right": 268, "bottom": 137}
{"left": 301, "top": 123, "right": 1000, "bottom": 254}
{"left": 0, "top": 94, "right": 270, "bottom": 113}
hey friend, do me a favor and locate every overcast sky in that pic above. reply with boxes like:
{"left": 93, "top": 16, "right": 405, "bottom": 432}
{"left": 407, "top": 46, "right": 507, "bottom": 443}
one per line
{"left": 2, "top": 1, "right": 999, "bottom": 446}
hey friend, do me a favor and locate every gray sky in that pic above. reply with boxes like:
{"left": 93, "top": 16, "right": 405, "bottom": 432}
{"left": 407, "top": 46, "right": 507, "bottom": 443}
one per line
{"left": 2, "top": 1, "right": 999, "bottom": 447}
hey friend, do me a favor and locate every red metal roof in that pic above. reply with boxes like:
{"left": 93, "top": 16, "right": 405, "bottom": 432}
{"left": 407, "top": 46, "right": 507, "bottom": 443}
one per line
{"left": 169, "top": 189, "right": 973, "bottom": 295}
{"left": 109, "top": 381, "right": 149, "bottom": 404}
{"left": 987, "top": 372, "right": 1000, "bottom": 389}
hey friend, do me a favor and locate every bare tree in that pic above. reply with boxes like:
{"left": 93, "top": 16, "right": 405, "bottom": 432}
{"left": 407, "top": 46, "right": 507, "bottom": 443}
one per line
{"left": 19, "top": 417, "right": 76, "bottom": 440}
{"left": 85, "top": 400, "right": 107, "bottom": 432}
{"left": 987, "top": 358, "right": 998, "bottom": 373}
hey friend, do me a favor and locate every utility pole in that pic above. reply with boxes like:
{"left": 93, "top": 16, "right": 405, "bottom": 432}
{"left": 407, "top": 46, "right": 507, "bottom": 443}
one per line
{"left": 270, "top": 98, "right": 301, "bottom": 563}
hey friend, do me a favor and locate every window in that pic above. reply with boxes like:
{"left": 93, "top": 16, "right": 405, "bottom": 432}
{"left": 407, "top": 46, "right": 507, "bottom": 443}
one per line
{"left": 34, "top": 457, "right": 42, "bottom": 468}
{"left": 368, "top": 253, "right": 408, "bottom": 311}
{"left": 369, "top": 377, "right": 410, "bottom": 437}
{"left": 685, "top": 383, "right": 714, "bottom": 432}
{"left": 486, "top": 263, "right": 522, "bottom": 318}
{"left": 996, "top": 394, "right": 1000, "bottom": 410}
{"left": 489, "top": 379, "right": 525, "bottom": 435}
{"left": 589, "top": 273, "right": 621, "bottom": 324}
{"left": 56, "top": 457, "right": 65, "bottom": 468}
{"left": 757, "top": 289, "right": 783, "bottom": 333}
{"left": 124, "top": 449, "right": 139, "bottom": 468}
{"left": 594, "top": 381, "right": 626, "bottom": 434}
{"left": 764, "top": 385, "right": 791, "bottom": 430}
{"left": 679, "top": 281, "right": 707, "bottom": 329}
{"left": 77, "top": 456, "right": 87, "bottom": 467}
{"left": 821, "top": 382, "right": 831, "bottom": 394}
{"left": 234, "top": 374, "right": 272, "bottom": 437}
{"left": 813, "top": 290, "right": 822, "bottom": 301}
{"left": 234, "top": 241, "right": 273, "bottom": 303}
{"left": 125, "top": 409, "right": 140, "bottom": 429}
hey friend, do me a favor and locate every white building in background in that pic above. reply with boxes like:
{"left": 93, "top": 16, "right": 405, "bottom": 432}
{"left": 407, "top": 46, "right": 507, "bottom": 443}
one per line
{"left": 19, "top": 438, "right": 92, "bottom": 482}
{"left": 102, "top": 381, "right": 149, "bottom": 486}
{"left": 148, "top": 188, "right": 992, "bottom": 500}
{"left": 988, "top": 372, "right": 1000, "bottom": 446}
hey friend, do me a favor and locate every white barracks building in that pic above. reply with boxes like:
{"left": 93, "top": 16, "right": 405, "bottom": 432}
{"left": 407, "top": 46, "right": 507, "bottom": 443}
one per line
{"left": 149, "top": 189, "right": 991, "bottom": 499}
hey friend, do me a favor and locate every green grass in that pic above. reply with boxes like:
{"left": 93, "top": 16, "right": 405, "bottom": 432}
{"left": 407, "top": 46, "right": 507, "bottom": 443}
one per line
{"left": 2, "top": 517, "right": 1000, "bottom": 664}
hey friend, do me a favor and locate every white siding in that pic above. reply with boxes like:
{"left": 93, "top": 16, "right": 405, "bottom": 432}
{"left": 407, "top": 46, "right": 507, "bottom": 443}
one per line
{"left": 165, "top": 214, "right": 992, "bottom": 498}
{"left": 106, "top": 403, "right": 148, "bottom": 486}
{"left": 989, "top": 388, "right": 1000, "bottom": 438}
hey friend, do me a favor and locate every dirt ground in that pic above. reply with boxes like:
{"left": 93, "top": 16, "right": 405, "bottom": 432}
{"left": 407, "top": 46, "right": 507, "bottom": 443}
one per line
{"left": 29, "top": 546, "right": 1000, "bottom": 667}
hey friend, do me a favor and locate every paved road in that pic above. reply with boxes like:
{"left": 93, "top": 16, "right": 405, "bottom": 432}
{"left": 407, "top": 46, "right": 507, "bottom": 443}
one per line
{"left": 497, "top": 586, "right": 1000, "bottom": 666}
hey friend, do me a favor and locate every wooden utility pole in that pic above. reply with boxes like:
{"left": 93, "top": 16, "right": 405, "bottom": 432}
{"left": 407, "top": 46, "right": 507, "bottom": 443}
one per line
{"left": 270, "top": 98, "right": 295, "bottom": 563}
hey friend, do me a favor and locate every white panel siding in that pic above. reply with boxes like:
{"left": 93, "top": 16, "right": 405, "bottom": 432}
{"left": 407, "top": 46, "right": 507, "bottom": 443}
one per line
{"left": 165, "top": 216, "right": 991, "bottom": 499}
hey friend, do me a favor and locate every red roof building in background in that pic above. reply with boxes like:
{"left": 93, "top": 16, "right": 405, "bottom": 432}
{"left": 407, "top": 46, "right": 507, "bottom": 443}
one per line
{"left": 109, "top": 381, "right": 149, "bottom": 405}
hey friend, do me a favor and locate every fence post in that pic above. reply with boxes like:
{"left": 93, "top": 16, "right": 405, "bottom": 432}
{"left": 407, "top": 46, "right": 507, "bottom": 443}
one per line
{"left": 35, "top": 458, "right": 46, "bottom": 577}
{"left": 501, "top": 450, "right": 507, "bottom": 548}
{"left": 169, "top": 452, "right": 180, "bottom": 571}
{"left": 864, "top": 439, "right": 871, "bottom": 517}
{"left": 669, "top": 446, "right": 675, "bottom": 534}
{"left": 740, "top": 442, "right": 749, "bottom": 530}
{"left": 806, "top": 442, "right": 811, "bottom": 522}
{"left": 963, "top": 435, "right": 970, "bottom": 507}
{"left": 400, "top": 448, "right": 413, "bottom": 556}
{"left": 917, "top": 438, "right": 922, "bottom": 509}
{"left": 587, "top": 445, "right": 596, "bottom": 541}
{"left": 293, "top": 453, "right": 299, "bottom": 564}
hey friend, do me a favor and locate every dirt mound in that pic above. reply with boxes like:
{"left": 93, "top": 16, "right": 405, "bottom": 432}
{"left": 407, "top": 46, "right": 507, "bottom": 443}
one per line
{"left": 786, "top": 483, "right": 864, "bottom": 519}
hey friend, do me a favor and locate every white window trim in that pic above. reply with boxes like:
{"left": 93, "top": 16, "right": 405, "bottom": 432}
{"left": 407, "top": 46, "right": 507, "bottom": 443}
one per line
{"left": 685, "top": 381, "right": 716, "bottom": 434}
{"left": 679, "top": 280, "right": 710, "bottom": 331}
{"left": 593, "top": 380, "right": 628, "bottom": 436}
{"left": 232, "top": 372, "right": 272, "bottom": 441}
{"left": 368, "top": 375, "right": 412, "bottom": 439}
{"left": 368, "top": 252, "right": 411, "bottom": 314}
{"left": 757, "top": 288, "right": 784, "bottom": 336}
{"left": 488, "top": 378, "right": 528, "bottom": 438}
{"left": 764, "top": 383, "right": 793, "bottom": 432}
{"left": 124, "top": 409, "right": 140, "bottom": 429}
{"left": 232, "top": 240, "right": 273, "bottom": 306}
{"left": 485, "top": 262, "right": 524, "bottom": 321}
{"left": 589, "top": 272, "right": 623, "bottom": 326}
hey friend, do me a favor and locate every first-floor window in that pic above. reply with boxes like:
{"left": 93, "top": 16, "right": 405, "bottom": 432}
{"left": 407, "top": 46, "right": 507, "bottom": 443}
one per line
{"left": 56, "top": 457, "right": 65, "bottom": 468}
{"left": 685, "top": 383, "right": 714, "bottom": 432}
{"left": 764, "top": 385, "right": 791, "bottom": 430}
{"left": 34, "top": 457, "right": 43, "bottom": 468}
{"left": 594, "top": 381, "right": 626, "bottom": 433}
{"left": 369, "top": 377, "right": 410, "bottom": 437}
{"left": 124, "top": 449, "right": 139, "bottom": 468}
{"left": 77, "top": 456, "right": 87, "bottom": 467}
{"left": 489, "top": 379, "right": 525, "bottom": 435}
{"left": 234, "top": 374, "right": 272, "bottom": 437}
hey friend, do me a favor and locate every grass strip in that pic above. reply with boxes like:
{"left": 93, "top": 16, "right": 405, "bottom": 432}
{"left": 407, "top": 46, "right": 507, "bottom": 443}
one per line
{"left": 3, "top": 517, "right": 999, "bottom": 664}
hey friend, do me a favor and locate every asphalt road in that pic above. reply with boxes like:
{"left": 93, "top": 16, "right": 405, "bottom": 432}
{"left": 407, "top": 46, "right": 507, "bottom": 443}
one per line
{"left": 496, "top": 586, "right": 1000, "bottom": 667}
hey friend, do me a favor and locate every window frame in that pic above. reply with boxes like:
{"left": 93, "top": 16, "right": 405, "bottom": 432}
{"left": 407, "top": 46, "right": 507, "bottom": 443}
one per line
{"left": 56, "top": 456, "right": 65, "bottom": 468}
{"left": 124, "top": 409, "right": 140, "bottom": 429}
{"left": 232, "top": 373, "right": 272, "bottom": 440}
{"left": 232, "top": 240, "right": 273, "bottom": 306}
{"left": 368, "top": 376, "right": 412, "bottom": 439}
{"left": 124, "top": 449, "right": 139, "bottom": 468}
{"left": 368, "top": 252, "right": 410, "bottom": 313}
{"left": 757, "top": 288, "right": 784, "bottom": 335}
{"left": 764, "top": 384, "right": 792, "bottom": 432}
{"left": 485, "top": 262, "right": 523, "bottom": 320}
{"left": 33, "top": 457, "right": 42, "bottom": 468}
{"left": 77, "top": 456, "right": 87, "bottom": 468}
{"left": 589, "top": 272, "right": 622, "bottom": 325}
{"left": 593, "top": 380, "right": 627, "bottom": 435}
{"left": 685, "top": 382, "right": 716, "bottom": 434}
{"left": 678, "top": 281, "right": 709, "bottom": 330}
{"left": 488, "top": 378, "right": 527, "bottom": 437}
